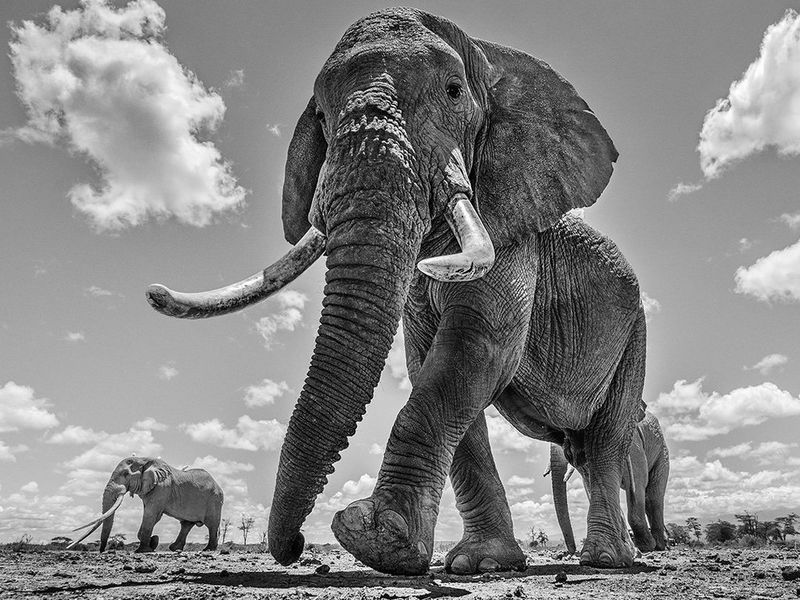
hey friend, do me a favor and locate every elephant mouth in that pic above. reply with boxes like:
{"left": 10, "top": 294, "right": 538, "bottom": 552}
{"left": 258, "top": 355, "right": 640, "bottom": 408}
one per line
{"left": 146, "top": 192, "right": 495, "bottom": 319}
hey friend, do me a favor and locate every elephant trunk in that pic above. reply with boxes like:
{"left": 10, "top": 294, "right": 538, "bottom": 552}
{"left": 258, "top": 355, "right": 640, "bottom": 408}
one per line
{"left": 269, "top": 203, "right": 422, "bottom": 565}
{"left": 99, "top": 481, "right": 126, "bottom": 552}
{"left": 550, "top": 444, "right": 577, "bottom": 554}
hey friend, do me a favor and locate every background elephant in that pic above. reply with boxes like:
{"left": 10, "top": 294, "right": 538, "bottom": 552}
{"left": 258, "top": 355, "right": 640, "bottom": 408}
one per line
{"left": 547, "top": 411, "right": 669, "bottom": 554}
{"left": 69, "top": 456, "right": 223, "bottom": 553}
{"left": 147, "top": 8, "right": 644, "bottom": 574}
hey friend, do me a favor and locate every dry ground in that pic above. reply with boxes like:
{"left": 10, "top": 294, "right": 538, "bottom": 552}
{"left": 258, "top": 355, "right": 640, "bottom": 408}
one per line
{"left": 2, "top": 545, "right": 799, "bottom": 599}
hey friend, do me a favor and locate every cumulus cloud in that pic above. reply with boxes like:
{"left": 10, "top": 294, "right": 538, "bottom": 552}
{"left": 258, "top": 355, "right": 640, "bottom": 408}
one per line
{"left": 708, "top": 441, "right": 798, "bottom": 465}
{"left": 667, "top": 181, "right": 703, "bottom": 202}
{"left": 63, "top": 424, "right": 162, "bottom": 472}
{"left": 8, "top": 0, "right": 245, "bottom": 230}
{"left": 735, "top": 239, "right": 800, "bottom": 302}
{"left": 651, "top": 378, "right": 800, "bottom": 441}
{"left": 368, "top": 443, "right": 384, "bottom": 455}
{"left": 385, "top": 321, "right": 412, "bottom": 391}
{"left": 485, "top": 406, "right": 540, "bottom": 454}
{"left": 224, "top": 69, "right": 245, "bottom": 89}
{"left": 243, "top": 378, "right": 291, "bottom": 407}
{"left": 266, "top": 124, "right": 281, "bottom": 137}
{"left": 780, "top": 212, "right": 800, "bottom": 229}
{"left": 85, "top": 285, "right": 113, "bottom": 297}
{"left": 158, "top": 364, "right": 178, "bottom": 380}
{"left": 47, "top": 424, "right": 104, "bottom": 445}
{"left": 640, "top": 291, "right": 661, "bottom": 324}
{"left": 698, "top": 10, "right": 800, "bottom": 178}
{"left": 20, "top": 481, "right": 39, "bottom": 494}
{"left": 316, "top": 474, "right": 376, "bottom": 513}
{"left": 0, "top": 441, "right": 29, "bottom": 462}
{"left": 63, "top": 331, "right": 85, "bottom": 342}
{"left": 182, "top": 415, "right": 285, "bottom": 451}
{"left": 255, "top": 290, "right": 308, "bottom": 349}
{"left": 746, "top": 353, "right": 788, "bottom": 375}
{"left": 0, "top": 381, "right": 59, "bottom": 433}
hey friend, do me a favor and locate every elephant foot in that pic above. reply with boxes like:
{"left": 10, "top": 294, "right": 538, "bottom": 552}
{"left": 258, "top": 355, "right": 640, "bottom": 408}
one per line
{"left": 579, "top": 536, "right": 634, "bottom": 568}
{"left": 168, "top": 541, "right": 185, "bottom": 552}
{"left": 202, "top": 543, "right": 218, "bottom": 552}
{"left": 631, "top": 530, "right": 656, "bottom": 554}
{"left": 445, "top": 535, "right": 526, "bottom": 574}
{"left": 332, "top": 494, "right": 434, "bottom": 575}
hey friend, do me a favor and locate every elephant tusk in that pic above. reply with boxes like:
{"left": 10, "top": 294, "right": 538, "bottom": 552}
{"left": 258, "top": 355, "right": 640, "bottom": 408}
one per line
{"left": 543, "top": 466, "right": 551, "bottom": 477}
{"left": 417, "top": 194, "right": 495, "bottom": 282}
{"left": 146, "top": 226, "right": 326, "bottom": 319}
{"left": 72, "top": 493, "right": 125, "bottom": 532}
{"left": 66, "top": 521, "right": 105, "bottom": 550}
{"left": 564, "top": 465, "right": 576, "bottom": 483}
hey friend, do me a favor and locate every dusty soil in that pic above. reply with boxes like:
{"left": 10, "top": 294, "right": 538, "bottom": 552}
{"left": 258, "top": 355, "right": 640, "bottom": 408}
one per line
{"left": 2, "top": 546, "right": 799, "bottom": 599}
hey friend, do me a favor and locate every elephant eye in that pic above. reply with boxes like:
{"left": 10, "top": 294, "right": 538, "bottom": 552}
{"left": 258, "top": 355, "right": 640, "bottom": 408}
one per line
{"left": 315, "top": 110, "right": 326, "bottom": 126}
{"left": 446, "top": 82, "right": 463, "bottom": 100}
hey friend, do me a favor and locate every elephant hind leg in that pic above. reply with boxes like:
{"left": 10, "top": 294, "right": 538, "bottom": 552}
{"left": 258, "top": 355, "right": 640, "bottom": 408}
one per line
{"left": 204, "top": 510, "right": 221, "bottom": 551}
{"left": 580, "top": 315, "right": 645, "bottom": 568}
{"left": 645, "top": 458, "right": 669, "bottom": 550}
{"left": 625, "top": 449, "right": 655, "bottom": 553}
{"left": 169, "top": 520, "right": 194, "bottom": 551}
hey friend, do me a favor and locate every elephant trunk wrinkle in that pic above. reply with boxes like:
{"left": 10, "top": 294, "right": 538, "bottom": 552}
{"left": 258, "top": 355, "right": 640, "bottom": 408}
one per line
{"left": 269, "top": 223, "right": 422, "bottom": 566}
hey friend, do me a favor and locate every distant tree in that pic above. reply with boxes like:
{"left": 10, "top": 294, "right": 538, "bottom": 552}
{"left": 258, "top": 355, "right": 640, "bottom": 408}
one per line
{"left": 705, "top": 520, "right": 737, "bottom": 544}
{"left": 757, "top": 520, "right": 782, "bottom": 542}
{"left": 50, "top": 536, "right": 72, "bottom": 548}
{"left": 221, "top": 518, "right": 232, "bottom": 544}
{"left": 239, "top": 514, "right": 255, "bottom": 546}
{"left": 734, "top": 512, "right": 758, "bottom": 537}
{"left": 536, "top": 529, "right": 549, "bottom": 548}
{"left": 776, "top": 514, "right": 799, "bottom": 540}
{"left": 685, "top": 517, "right": 702, "bottom": 541}
{"left": 108, "top": 533, "right": 126, "bottom": 550}
{"left": 665, "top": 523, "right": 690, "bottom": 545}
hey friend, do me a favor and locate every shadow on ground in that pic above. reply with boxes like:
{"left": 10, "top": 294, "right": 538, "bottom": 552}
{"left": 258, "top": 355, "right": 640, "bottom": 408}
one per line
{"left": 30, "top": 563, "right": 657, "bottom": 598}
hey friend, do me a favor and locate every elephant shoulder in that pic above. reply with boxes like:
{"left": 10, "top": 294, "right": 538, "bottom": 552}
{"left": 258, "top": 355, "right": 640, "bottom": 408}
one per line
{"left": 537, "top": 215, "right": 640, "bottom": 309}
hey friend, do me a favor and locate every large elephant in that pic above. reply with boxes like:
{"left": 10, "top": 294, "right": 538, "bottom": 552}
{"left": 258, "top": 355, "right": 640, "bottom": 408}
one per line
{"left": 69, "top": 456, "right": 223, "bottom": 553}
{"left": 146, "top": 8, "right": 645, "bottom": 574}
{"left": 548, "top": 411, "right": 669, "bottom": 554}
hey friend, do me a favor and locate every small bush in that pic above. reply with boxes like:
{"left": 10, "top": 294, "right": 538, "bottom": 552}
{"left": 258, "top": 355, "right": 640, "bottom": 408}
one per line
{"left": 737, "top": 534, "right": 764, "bottom": 548}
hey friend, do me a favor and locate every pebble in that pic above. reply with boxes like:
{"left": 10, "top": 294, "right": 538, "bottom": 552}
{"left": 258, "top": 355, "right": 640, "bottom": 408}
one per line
{"left": 315, "top": 564, "right": 330, "bottom": 575}
{"left": 554, "top": 571, "right": 567, "bottom": 583}
{"left": 783, "top": 566, "right": 800, "bottom": 581}
{"left": 133, "top": 563, "right": 157, "bottom": 573}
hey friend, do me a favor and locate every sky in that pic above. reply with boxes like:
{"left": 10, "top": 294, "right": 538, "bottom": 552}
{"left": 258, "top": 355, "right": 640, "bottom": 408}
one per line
{"left": 1, "top": 0, "right": 800, "bottom": 549}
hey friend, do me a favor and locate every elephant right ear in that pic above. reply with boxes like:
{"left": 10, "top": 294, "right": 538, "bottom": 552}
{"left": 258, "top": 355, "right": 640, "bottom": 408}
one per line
{"left": 281, "top": 97, "right": 328, "bottom": 244}
{"left": 129, "top": 461, "right": 170, "bottom": 496}
{"left": 473, "top": 40, "right": 618, "bottom": 244}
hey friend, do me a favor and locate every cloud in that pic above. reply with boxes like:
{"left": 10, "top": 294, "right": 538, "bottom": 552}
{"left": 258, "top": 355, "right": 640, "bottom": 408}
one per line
{"left": 507, "top": 475, "right": 537, "bottom": 487}
{"left": 385, "top": 321, "right": 412, "bottom": 391}
{"left": 708, "top": 441, "right": 798, "bottom": 465}
{"left": 47, "top": 424, "right": 105, "bottom": 445}
{"left": 485, "top": 406, "right": 539, "bottom": 454}
{"left": 20, "top": 481, "right": 39, "bottom": 494}
{"left": 368, "top": 443, "right": 383, "bottom": 455}
{"left": 0, "top": 381, "right": 59, "bottom": 433}
{"left": 651, "top": 378, "right": 800, "bottom": 441}
{"left": 8, "top": 0, "right": 245, "bottom": 230}
{"left": 0, "top": 441, "right": 29, "bottom": 462}
{"left": 735, "top": 238, "right": 800, "bottom": 302}
{"left": 243, "top": 378, "right": 291, "bottom": 407}
{"left": 158, "top": 364, "right": 178, "bottom": 380}
{"left": 84, "top": 285, "right": 114, "bottom": 297}
{"left": 182, "top": 415, "right": 285, "bottom": 451}
{"left": 745, "top": 353, "right": 788, "bottom": 375}
{"left": 697, "top": 10, "right": 800, "bottom": 179}
{"left": 132, "top": 417, "right": 168, "bottom": 431}
{"left": 255, "top": 290, "right": 308, "bottom": 349}
{"left": 640, "top": 291, "right": 661, "bottom": 324}
{"left": 224, "top": 69, "right": 244, "bottom": 89}
{"left": 316, "top": 474, "right": 376, "bottom": 513}
{"left": 780, "top": 212, "right": 800, "bottom": 229}
{"left": 266, "top": 124, "right": 281, "bottom": 137}
{"left": 63, "top": 331, "right": 85, "bottom": 342}
{"left": 63, "top": 424, "right": 162, "bottom": 473}
{"left": 667, "top": 181, "right": 703, "bottom": 202}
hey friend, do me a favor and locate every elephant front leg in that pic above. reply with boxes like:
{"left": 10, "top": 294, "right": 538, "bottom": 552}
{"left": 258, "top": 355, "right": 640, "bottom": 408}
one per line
{"left": 135, "top": 508, "right": 163, "bottom": 553}
{"left": 332, "top": 301, "right": 527, "bottom": 575}
{"left": 446, "top": 412, "right": 526, "bottom": 574}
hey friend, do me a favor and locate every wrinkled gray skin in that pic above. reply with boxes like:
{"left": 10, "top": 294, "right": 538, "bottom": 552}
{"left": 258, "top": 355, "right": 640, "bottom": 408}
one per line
{"left": 151, "top": 8, "right": 645, "bottom": 575}
{"left": 549, "top": 412, "right": 669, "bottom": 554}
{"left": 99, "top": 457, "right": 223, "bottom": 553}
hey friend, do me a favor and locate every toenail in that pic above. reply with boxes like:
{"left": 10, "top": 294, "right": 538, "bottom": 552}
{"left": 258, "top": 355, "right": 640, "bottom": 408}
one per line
{"left": 449, "top": 555, "right": 471, "bottom": 574}
{"left": 417, "top": 541, "right": 427, "bottom": 559}
{"left": 478, "top": 557, "right": 500, "bottom": 572}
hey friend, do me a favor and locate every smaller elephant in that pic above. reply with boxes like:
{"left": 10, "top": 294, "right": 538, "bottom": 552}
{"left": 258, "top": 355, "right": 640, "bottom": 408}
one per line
{"left": 69, "top": 456, "right": 224, "bottom": 552}
{"left": 547, "top": 412, "right": 669, "bottom": 553}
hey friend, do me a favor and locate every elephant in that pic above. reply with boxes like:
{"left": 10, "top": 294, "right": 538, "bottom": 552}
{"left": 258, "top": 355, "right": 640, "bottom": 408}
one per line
{"left": 547, "top": 411, "right": 669, "bottom": 554}
{"left": 68, "top": 456, "right": 223, "bottom": 553}
{"left": 145, "top": 8, "right": 646, "bottom": 574}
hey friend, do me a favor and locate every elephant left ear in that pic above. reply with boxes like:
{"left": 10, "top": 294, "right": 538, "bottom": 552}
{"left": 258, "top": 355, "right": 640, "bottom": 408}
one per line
{"left": 473, "top": 39, "right": 618, "bottom": 244}
{"left": 130, "top": 461, "right": 169, "bottom": 496}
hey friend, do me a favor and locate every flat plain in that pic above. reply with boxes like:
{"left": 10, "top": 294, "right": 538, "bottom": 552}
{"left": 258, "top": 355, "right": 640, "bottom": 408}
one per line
{"left": 2, "top": 546, "right": 799, "bottom": 599}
